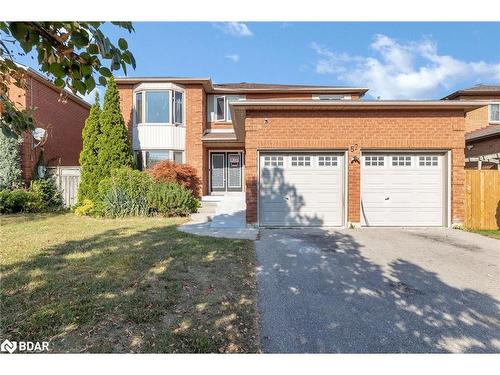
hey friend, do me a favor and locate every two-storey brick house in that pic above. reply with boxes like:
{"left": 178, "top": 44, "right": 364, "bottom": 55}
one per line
{"left": 442, "top": 84, "right": 500, "bottom": 170}
{"left": 117, "top": 77, "right": 485, "bottom": 228}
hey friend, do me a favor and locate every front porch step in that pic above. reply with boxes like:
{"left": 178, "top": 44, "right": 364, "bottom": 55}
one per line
{"left": 201, "top": 195, "right": 224, "bottom": 203}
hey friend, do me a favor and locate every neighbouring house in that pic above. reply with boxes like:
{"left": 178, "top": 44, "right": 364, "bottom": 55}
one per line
{"left": 6, "top": 65, "right": 91, "bottom": 186}
{"left": 442, "top": 84, "right": 500, "bottom": 170}
{"left": 117, "top": 77, "right": 486, "bottom": 228}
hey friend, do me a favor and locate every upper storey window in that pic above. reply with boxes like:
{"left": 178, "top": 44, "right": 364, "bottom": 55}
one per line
{"left": 135, "top": 90, "right": 184, "bottom": 125}
{"left": 208, "top": 95, "right": 245, "bottom": 122}
{"left": 489, "top": 103, "right": 500, "bottom": 123}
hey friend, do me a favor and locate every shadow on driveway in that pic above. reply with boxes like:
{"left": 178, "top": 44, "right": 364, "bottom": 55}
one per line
{"left": 255, "top": 228, "right": 500, "bottom": 353}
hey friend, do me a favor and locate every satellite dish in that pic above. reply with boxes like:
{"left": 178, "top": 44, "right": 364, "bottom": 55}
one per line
{"left": 32, "top": 128, "right": 46, "bottom": 141}
{"left": 31, "top": 127, "right": 48, "bottom": 148}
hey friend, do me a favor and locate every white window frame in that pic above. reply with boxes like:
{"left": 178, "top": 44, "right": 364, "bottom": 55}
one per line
{"left": 418, "top": 155, "right": 439, "bottom": 167}
{"left": 488, "top": 103, "right": 500, "bottom": 124}
{"left": 318, "top": 155, "right": 339, "bottom": 167}
{"left": 391, "top": 155, "right": 412, "bottom": 167}
{"left": 140, "top": 149, "right": 185, "bottom": 170}
{"left": 209, "top": 95, "right": 245, "bottom": 122}
{"left": 290, "top": 155, "right": 312, "bottom": 167}
{"left": 134, "top": 89, "right": 185, "bottom": 126}
{"left": 364, "top": 155, "right": 385, "bottom": 167}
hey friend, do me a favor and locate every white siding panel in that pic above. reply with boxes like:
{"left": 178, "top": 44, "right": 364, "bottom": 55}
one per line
{"left": 133, "top": 125, "right": 185, "bottom": 150}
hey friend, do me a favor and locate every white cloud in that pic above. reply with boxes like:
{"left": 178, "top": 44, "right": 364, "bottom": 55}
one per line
{"left": 225, "top": 54, "right": 240, "bottom": 63}
{"left": 214, "top": 22, "right": 253, "bottom": 37}
{"left": 311, "top": 35, "right": 500, "bottom": 99}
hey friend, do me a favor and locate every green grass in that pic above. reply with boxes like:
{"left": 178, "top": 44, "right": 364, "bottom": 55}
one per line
{"left": 0, "top": 213, "right": 258, "bottom": 353}
{"left": 466, "top": 229, "right": 500, "bottom": 239}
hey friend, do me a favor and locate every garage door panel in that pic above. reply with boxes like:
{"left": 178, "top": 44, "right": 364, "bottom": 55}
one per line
{"left": 260, "top": 153, "right": 344, "bottom": 227}
{"left": 362, "top": 153, "right": 445, "bottom": 227}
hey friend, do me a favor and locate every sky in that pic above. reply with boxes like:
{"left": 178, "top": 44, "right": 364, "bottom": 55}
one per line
{"left": 13, "top": 22, "right": 500, "bottom": 102}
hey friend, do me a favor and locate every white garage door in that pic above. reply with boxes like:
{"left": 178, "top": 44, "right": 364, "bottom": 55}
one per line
{"left": 259, "top": 152, "right": 344, "bottom": 227}
{"left": 361, "top": 153, "right": 446, "bottom": 226}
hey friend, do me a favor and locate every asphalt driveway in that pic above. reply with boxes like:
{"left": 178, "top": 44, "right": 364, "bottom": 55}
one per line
{"left": 255, "top": 228, "right": 500, "bottom": 353}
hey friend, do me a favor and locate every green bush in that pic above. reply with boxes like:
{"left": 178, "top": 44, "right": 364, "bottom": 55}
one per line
{"left": 30, "top": 177, "right": 63, "bottom": 211}
{"left": 0, "top": 189, "right": 44, "bottom": 214}
{"left": 96, "top": 167, "right": 153, "bottom": 217}
{"left": 147, "top": 182, "right": 200, "bottom": 217}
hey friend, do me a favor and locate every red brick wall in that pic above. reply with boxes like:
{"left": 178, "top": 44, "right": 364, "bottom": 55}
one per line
{"left": 453, "top": 94, "right": 500, "bottom": 133}
{"left": 9, "top": 74, "right": 90, "bottom": 185}
{"left": 243, "top": 109, "right": 466, "bottom": 225}
{"left": 117, "top": 83, "right": 134, "bottom": 141}
{"left": 184, "top": 85, "right": 207, "bottom": 196}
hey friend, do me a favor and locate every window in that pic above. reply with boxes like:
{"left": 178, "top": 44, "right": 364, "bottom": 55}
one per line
{"left": 145, "top": 150, "right": 170, "bottom": 168}
{"left": 392, "top": 155, "right": 412, "bottom": 166}
{"left": 208, "top": 95, "right": 245, "bottom": 122}
{"left": 135, "top": 92, "right": 142, "bottom": 124}
{"left": 318, "top": 155, "right": 338, "bottom": 166}
{"left": 142, "top": 150, "right": 185, "bottom": 169}
{"left": 173, "top": 151, "right": 183, "bottom": 164}
{"left": 419, "top": 156, "right": 438, "bottom": 166}
{"left": 365, "top": 156, "right": 384, "bottom": 166}
{"left": 291, "top": 155, "right": 311, "bottom": 167}
{"left": 146, "top": 91, "right": 170, "bottom": 123}
{"left": 173, "top": 91, "right": 183, "bottom": 124}
{"left": 489, "top": 103, "right": 500, "bottom": 123}
{"left": 264, "top": 155, "right": 284, "bottom": 167}
{"left": 216, "top": 96, "right": 225, "bottom": 121}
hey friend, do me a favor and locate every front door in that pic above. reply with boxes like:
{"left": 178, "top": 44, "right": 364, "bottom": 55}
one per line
{"left": 210, "top": 152, "right": 243, "bottom": 192}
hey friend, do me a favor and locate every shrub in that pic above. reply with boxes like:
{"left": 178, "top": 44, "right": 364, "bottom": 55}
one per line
{"left": 96, "top": 167, "right": 153, "bottom": 217}
{"left": 0, "top": 131, "right": 22, "bottom": 190}
{"left": 74, "top": 199, "right": 94, "bottom": 216}
{"left": 147, "top": 160, "right": 201, "bottom": 198}
{"left": 30, "top": 177, "right": 63, "bottom": 211}
{"left": 97, "top": 76, "right": 134, "bottom": 179}
{"left": 0, "top": 189, "right": 44, "bottom": 214}
{"left": 147, "top": 182, "right": 200, "bottom": 217}
{"left": 78, "top": 92, "right": 102, "bottom": 202}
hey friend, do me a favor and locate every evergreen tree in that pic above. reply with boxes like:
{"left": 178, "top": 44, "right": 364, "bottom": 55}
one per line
{"left": 0, "top": 130, "right": 22, "bottom": 190}
{"left": 97, "top": 76, "right": 134, "bottom": 180}
{"left": 77, "top": 92, "right": 101, "bottom": 202}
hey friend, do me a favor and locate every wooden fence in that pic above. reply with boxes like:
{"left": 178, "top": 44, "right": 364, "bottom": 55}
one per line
{"left": 465, "top": 170, "right": 500, "bottom": 230}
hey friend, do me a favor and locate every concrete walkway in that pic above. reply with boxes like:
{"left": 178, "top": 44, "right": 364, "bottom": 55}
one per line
{"left": 178, "top": 193, "right": 258, "bottom": 240}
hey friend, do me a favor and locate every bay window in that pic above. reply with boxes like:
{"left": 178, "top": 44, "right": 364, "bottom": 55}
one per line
{"left": 134, "top": 90, "right": 184, "bottom": 125}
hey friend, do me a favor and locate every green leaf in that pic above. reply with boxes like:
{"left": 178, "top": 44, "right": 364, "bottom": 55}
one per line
{"left": 54, "top": 78, "right": 65, "bottom": 88}
{"left": 71, "top": 31, "right": 89, "bottom": 48}
{"left": 98, "top": 76, "right": 107, "bottom": 86}
{"left": 87, "top": 43, "right": 99, "bottom": 54}
{"left": 118, "top": 38, "right": 128, "bottom": 50}
{"left": 99, "top": 67, "right": 112, "bottom": 77}
{"left": 85, "top": 76, "right": 96, "bottom": 93}
{"left": 73, "top": 79, "right": 87, "bottom": 95}
{"left": 49, "top": 63, "right": 66, "bottom": 78}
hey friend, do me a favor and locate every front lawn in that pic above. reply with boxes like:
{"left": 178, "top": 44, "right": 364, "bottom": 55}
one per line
{"left": 466, "top": 229, "right": 500, "bottom": 239}
{"left": 0, "top": 213, "right": 258, "bottom": 353}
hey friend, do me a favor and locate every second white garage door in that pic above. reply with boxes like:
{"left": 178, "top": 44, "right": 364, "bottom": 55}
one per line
{"left": 361, "top": 153, "right": 446, "bottom": 226}
{"left": 259, "top": 152, "right": 344, "bottom": 227}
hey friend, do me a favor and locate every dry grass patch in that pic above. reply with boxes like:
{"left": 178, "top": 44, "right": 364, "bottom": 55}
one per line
{"left": 0, "top": 213, "right": 258, "bottom": 353}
